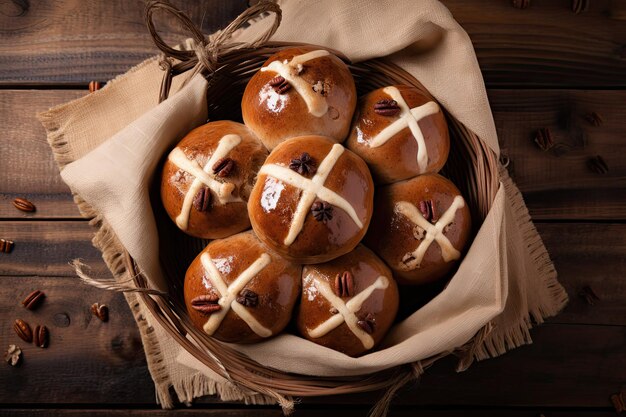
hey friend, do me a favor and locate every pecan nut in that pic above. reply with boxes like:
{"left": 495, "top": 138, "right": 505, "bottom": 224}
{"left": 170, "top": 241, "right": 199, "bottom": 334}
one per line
{"left": 212, "top": 157, "right": 235, "bottom": 178}
{"left": 13, "top": 197, "right": 36, "bottom": 213}
{"left": 534, "top": 127, "right": 553, "bottom": 151}
{"left": 419, "top": 200, "right": 437, "bottom": 223}
{"left": 0, "top": 239, "right": 14, "bottom": 254}
{"left": 236, "top": 289, "right": 259, "bottom": 308}
{"left": 611, "top": 392, "right": 625, "bottom": 413}
{"left": 512, "top": 0, "right": 530, "bottom": 9}
{"left": 584, "top": 111, "right": 603, "bottom": 127}
{"left": 334, "top": 271, "right": 354, "bottom": 298}
{"left": 579, "top": 285, "right": 600, "bottom": 305}
{"left": 587, "top": 155, "right": 609, "bottom": 174}
{"left": 33, "top": 325, "right": 49, "bottom": 348}
{"left": 374, "top": 99, "right": 401, "bottom": 116}
{"left": 14, "top": 319, "right": 32, "bottom": 343}
{"left": 22, "top": 290, "right": 45, "bottom": 310}
{"left": 91, "top": 303, "right": 109, "bottom": 322}
{"left": 88, "top": 81, "right": 102, "bottom": 93}
{"left": 190, "top": 294, "right": 221, "bottom": 315}
{"left": 572, "top": 0, "right": 589, "bottom": 14}
{"left": 356, "top": 313, "right": 376, "bottom": 334}
{"left": 193, "top": 187, "right": 212, "bottom": 212}
{"left": 268, "top": 75, "right": 291, "bottom": 94}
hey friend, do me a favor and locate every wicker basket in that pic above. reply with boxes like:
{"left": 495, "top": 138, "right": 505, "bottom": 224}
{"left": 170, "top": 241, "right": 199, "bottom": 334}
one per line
{"left": 126, "top": 0, "right": 500, "bottom": 411}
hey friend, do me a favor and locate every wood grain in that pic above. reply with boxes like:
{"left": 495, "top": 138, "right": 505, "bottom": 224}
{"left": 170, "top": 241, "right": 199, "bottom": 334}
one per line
{"left": 493, "top": 89, "right": 626, "bottom": 220}
{"left": 407, "top": 323, "right": 625, "bottom": 408}
{"left": 0, "top": 0, "right": 623, "bottom": 414}
{"left": 0, "top": 276, "right": 153, "bottom": 404}
{"left": 536, "top": 223, "right": 626, "bottom": 326}
{"left": 0, "top": 0, "right": 249, "bottom": 85}
{"left": 2, "top": 89, "right": 625, "bottom": 220}
{"left": 0, "top": 410, "right": 621, "bottom": 417}
{"left": 0, "top": 1, "right": 625, "bottom": 87}
{"left": 0, "top": 90, "right": 84, "bottom": 219}
{"left": 0, "top": 221, "right": 624, "bottom": 406}
{"left": 0, "top": 273, "right": 622, "bottom": 408}
{"left": 444, "top": 0, "right": 626, "bottom": 87}
{"left": 0, "top": 221, "right": 106, "bottom": 277}
{"left": 307, "top": 323, "right": 626, "bottom": 408}
{"left": 1, "top": 221, "right": 625, "bottom": 325}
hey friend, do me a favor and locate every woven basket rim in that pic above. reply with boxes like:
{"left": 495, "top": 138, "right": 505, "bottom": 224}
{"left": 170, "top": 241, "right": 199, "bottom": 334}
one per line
{"left": 126, "top": 41, "right": 500, "bottom": 402}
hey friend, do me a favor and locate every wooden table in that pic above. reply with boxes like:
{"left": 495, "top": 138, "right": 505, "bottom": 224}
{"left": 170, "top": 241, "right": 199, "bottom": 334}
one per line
{"left": 1, "top": 1, "right": 624, "bottom": 416}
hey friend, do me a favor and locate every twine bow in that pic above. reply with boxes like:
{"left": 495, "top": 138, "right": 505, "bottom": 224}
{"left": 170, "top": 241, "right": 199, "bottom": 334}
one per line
{"left": 145, "top": 0, "right": 282, "bottom": 103}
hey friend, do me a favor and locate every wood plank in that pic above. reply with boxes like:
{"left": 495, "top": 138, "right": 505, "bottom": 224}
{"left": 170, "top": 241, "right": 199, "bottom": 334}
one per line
{"left": 0, "top": 219, "right": 624, "bottom": 407}
{"left": 1, "top": 220, "right": 624, "bottom": 325}
{"left": 0, "top": 273, "right": 622, "bottom": 408}
{"left": 1, "top": 89, "right": 625, "bottom": 220}
{"left": 493, "top": 90, "right": 626, "bottom": 220}
{"left": 0, "top": 221, "right": 106, "bottom": 277}
{"left": 0, "top": 409, "right": 620, "bottom": 417}
{"left": 0, "top": 90, "right": 83, "bottom": 219}
{"left": 0, "top": 1, "right": 625, "bottom": 87}
{"left": 0, "top": 276, "right": 153, "bottom": 404}
{"left": 0, "top": 0, "right": 249, "bottom": 85}
{"left": 298, "top": 323, "right": 626, "bottom": 408}
{"left": 393, "top": 323, "right": 626, "bottom": 408}
{"left": 536, "top": 223, "right": 626, "bottom": 326}
{"left": 442, "top": 0, "right": 626, "bottom": 87}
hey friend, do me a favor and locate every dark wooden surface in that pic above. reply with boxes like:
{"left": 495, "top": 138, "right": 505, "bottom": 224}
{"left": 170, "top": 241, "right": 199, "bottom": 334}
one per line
{"left": 0, "top": 1, "right": 624, "bottom": 416}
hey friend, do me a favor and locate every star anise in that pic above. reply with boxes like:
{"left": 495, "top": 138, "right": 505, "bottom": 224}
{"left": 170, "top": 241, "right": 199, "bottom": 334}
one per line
{"left": 236, "top": 289, "right": 259, "bottom": 308}
{"left": 289, "top": 152, "right": 316, "bottom": 176}
{"left": 311, "top": 201, "right": 333, "bottom": 223}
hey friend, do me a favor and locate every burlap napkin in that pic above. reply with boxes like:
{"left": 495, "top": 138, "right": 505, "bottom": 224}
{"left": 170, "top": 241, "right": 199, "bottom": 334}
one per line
{"left": 38, "top": 0, "right": 568, "bottom": 411}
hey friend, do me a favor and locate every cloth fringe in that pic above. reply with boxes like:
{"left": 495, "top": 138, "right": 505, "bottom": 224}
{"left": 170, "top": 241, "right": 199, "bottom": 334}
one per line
{"left": 455, "top": 167, "right": 569, "bottom": 370}
{"left": 167, "top": 372, "right": 281, "bottom": 408}
{"left": 36, "top": 56, "right": 161, "bottom": 170}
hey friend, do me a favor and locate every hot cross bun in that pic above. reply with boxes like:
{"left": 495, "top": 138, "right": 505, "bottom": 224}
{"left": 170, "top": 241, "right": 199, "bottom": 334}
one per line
{"left": 365, "top": 173, "right": 472, "bottom": 285}
{"left": 242, "top": 47, "right": 357, "bottom": 150}
{"left": 184, "top": 231, "right": 302, "bottom": 343}
{"left": 297, "top": 244, "right": 399, "bottom": 357}
{"left": 248, "top": 135, "right": 374, "bottom": 264}
{"left": 346, "top": 85, "right": 450, "bottom": 184}
{"left": 161, "top": 121, "right": 268, "bottom": 239}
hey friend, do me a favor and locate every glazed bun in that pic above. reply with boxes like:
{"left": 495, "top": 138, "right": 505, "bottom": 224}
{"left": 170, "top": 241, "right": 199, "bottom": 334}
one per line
{"left": 248, "top": 135, "right": 374, "bottom": 264}
{"left": 161, "top": 121, "right": 267, "bottom": 239}
{"left": 365, "top": 174, "right": 471, "bottom": 285}
{"left": 297, "top": 245, "right": 399, "bottom": 357}
{"left": 184, "top": 231, "right": 302, "bottom": 343}
{"left": 346, "top": 85, "right": 449, "bottom": 184}
{"left": 242, "top": 46, "right": 357, "bottom": 150}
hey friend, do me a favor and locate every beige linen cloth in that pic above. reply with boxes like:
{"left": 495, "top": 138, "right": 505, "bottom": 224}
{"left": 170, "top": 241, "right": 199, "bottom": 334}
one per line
{"left": 38, "top": 0, "right": 568, "bottom": 411}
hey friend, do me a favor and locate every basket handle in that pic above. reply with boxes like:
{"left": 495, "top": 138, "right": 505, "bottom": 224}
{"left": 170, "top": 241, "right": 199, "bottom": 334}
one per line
{"left": 144, "top": 0, "right": 282, "bottom": 102}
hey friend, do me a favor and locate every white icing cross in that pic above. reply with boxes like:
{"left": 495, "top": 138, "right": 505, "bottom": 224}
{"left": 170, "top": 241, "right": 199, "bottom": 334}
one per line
{"left": 261, "top": 50, "right": 330, "bottom": 117}
{"left": 168, "top": 134, "right": 243, "bottom": 230}
{"left": 395, "top": 195, "right": 465, "bottom": 271}
{"left": 259, "top": 144, "right": 363, "bottom": 246}
{"left": 306, "top": 274, "right": 389, "bottom": 349}
{"left": 369, "top": 86, "right": 440, "bottom": 173}
{"left": 200, "top": 252, "right": 273, "bottom": 338}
